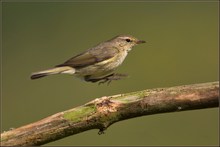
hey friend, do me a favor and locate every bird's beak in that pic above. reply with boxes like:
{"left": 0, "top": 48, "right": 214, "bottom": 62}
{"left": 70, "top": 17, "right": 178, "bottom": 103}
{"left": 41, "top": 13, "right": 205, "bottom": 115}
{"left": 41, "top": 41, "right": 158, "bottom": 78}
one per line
{"left": 136, "top": 40, "right": 146, "bottom": 44}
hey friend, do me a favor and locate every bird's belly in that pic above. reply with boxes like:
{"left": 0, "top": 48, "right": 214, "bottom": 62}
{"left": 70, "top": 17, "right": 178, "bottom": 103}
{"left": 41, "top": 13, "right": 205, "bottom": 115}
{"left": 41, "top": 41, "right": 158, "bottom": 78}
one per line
{"left": 75, "top": 51, "right": 128, "bottom": 78}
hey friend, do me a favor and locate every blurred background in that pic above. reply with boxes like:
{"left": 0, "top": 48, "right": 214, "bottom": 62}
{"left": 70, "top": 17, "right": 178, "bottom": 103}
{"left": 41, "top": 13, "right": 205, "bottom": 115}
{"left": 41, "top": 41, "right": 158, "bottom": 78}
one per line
{"left": 2, "top": 0, "right": 219, "bottom": 146}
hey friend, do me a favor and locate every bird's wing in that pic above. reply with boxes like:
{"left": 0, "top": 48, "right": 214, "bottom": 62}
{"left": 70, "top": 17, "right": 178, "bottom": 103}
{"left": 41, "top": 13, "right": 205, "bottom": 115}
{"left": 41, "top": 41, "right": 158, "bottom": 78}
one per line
{"left": 56, "top": 46, "right": 119, "bottom": 68}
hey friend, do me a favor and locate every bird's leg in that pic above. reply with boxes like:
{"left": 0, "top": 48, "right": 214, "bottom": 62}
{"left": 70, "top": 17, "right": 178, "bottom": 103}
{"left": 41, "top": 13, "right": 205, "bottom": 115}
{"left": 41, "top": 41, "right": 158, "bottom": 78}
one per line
{"left": 84, "top": 76, "right": 101, "bottom": 83}
{"left": 84, "top": 73, "right": 128, "bottom": 84}
{"left": 99, "top": 73, "right": 128, "bottom": 85}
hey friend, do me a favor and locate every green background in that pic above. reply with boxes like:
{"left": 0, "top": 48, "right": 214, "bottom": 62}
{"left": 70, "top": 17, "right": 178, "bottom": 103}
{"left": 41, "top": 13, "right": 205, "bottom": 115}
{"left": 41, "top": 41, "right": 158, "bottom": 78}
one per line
{"left": 2, "top": 1, "right": 219, "bottom": 146}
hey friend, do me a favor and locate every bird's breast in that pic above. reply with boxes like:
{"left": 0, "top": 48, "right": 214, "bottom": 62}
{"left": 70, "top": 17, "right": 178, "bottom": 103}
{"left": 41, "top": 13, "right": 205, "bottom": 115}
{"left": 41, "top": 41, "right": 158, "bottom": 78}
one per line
{"left": 101, "top": 51, "right": 128, "bottom": 69}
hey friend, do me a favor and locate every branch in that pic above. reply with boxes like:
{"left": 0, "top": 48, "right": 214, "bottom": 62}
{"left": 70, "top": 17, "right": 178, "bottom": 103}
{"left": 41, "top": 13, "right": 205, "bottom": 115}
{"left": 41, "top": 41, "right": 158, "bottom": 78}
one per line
{"left": 1, "top": 81, "right": 219, "bottom": 146}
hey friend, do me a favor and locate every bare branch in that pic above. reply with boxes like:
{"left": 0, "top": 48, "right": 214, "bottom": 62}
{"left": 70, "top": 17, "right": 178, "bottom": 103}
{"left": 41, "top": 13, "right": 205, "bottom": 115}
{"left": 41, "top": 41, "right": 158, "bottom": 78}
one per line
{"left": 1, "top": 81, "right": 219, "bottom": 146}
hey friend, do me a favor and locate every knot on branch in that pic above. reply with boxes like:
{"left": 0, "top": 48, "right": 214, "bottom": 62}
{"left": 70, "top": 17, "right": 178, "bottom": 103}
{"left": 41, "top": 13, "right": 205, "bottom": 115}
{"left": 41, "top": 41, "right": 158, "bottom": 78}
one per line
{"left": 94, "top": 97, "right": 122, "bottom": 134}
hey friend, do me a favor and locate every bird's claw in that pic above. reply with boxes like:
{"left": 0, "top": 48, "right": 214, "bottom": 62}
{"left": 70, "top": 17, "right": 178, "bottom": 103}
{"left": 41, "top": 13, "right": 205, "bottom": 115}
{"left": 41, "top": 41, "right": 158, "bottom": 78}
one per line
{"left": 85, "top": 73, "right": 128, "bottom": 85}
{"left": 98, "top": 73, "right": 128, "bottom": 85}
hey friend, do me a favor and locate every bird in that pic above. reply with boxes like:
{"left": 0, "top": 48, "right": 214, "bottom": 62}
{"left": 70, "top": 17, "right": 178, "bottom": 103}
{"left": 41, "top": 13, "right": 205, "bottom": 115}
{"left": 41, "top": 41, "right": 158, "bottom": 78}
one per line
{"left": 30, "top": 34, "right": 146, "bottom": 84}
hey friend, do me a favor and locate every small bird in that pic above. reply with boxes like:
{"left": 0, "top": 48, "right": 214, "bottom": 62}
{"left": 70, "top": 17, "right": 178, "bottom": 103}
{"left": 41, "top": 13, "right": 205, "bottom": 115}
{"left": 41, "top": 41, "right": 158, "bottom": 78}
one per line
{"left": 31, "top": 35, "right": 146, "bottom": 84}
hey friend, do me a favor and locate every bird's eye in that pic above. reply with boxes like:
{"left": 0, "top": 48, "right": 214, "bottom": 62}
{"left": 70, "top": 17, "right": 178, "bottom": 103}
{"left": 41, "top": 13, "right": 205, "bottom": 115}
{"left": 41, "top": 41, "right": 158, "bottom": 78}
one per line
{"left": 125, "top": 39, "right": 131, "bottom": 42}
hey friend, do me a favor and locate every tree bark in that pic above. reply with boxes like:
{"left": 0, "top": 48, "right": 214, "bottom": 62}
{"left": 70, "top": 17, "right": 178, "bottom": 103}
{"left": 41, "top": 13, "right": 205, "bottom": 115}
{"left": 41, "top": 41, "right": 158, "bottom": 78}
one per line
{"left": 1, "top": 81, "right": 219, "bottom": 146}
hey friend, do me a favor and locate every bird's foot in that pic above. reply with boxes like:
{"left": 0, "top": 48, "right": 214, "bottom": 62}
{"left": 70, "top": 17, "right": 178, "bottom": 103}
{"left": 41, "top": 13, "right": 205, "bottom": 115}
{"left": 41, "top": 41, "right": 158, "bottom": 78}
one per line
{"left": 85, "top": 73, "right": 128, "bottom": 85}
{"left": 98, "top": 73, "right": 128, "bottom": 85}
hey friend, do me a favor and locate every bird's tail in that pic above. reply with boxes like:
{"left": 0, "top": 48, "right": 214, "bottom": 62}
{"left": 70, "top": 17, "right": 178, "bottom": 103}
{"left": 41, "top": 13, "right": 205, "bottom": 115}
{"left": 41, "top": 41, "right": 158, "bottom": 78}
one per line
{"left": 30, "top": 66, "right": 75, "bottom": 80}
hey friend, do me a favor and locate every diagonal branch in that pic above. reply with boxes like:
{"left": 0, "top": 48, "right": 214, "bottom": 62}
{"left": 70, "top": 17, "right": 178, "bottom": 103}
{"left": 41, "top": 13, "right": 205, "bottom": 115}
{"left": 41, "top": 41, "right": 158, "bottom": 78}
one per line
{"left": 1, "top": 81, "right": 219, "bottom": 146}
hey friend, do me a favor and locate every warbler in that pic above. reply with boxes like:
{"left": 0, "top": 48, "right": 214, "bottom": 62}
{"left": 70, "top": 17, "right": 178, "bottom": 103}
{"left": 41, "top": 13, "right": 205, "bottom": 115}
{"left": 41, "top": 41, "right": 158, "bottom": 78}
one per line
{"left": 31, "top": 35, "right": 146, "bottom": 84}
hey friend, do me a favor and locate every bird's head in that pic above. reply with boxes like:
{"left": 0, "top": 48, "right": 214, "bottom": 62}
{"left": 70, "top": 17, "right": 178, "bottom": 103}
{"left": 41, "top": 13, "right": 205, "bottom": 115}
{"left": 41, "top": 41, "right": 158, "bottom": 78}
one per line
{"left": 110, "top": 34, "right": 146, "bottom": 52}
